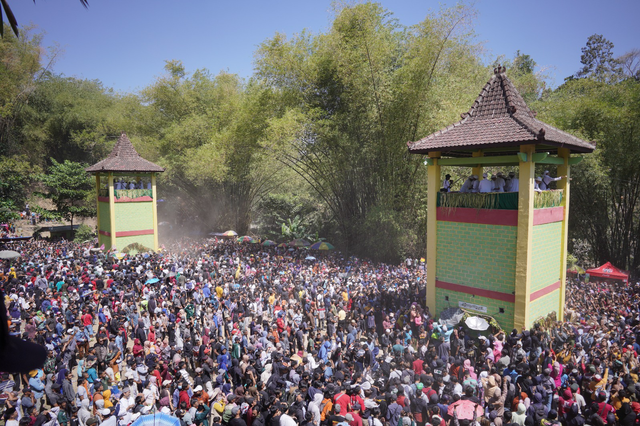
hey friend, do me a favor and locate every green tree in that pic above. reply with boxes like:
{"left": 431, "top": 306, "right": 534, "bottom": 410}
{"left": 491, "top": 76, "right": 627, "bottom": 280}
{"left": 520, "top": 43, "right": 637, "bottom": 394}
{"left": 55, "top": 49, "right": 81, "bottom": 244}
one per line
{"left": 575, "top": 34, "right": 622, "bottom": 82}
{"left": 256, "top": 2, "right": 485, "bottom": 261}
{"left": 39, "top": 159, "right": 95, "bottom": 233}
{"left": 536, "top": 77, "right": 640, "bottom": 275}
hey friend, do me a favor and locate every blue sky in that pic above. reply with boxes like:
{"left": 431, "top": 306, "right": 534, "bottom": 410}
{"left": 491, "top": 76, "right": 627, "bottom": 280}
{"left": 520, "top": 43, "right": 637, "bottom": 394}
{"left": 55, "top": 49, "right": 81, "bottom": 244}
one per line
{"left": 10, "top": 0, "right": 640, "bottom": 93}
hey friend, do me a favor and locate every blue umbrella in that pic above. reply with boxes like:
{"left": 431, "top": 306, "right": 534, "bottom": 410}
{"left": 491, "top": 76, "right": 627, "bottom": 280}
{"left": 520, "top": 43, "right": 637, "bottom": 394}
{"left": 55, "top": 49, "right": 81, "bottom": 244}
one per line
{"left": 130, "top": 413, "right": 180, "bottom": 426}
{"left": 145, "top": 278, "right": 159, "bottom": 284}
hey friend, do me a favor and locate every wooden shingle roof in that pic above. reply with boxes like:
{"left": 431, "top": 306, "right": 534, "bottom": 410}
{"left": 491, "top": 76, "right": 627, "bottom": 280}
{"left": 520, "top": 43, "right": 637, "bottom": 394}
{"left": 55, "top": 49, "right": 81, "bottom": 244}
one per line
{"left": 86, "top": 132, "right": 164, "bottom": 173}
{"left": 407, "top": 68, "right": 595, "bottom": 155}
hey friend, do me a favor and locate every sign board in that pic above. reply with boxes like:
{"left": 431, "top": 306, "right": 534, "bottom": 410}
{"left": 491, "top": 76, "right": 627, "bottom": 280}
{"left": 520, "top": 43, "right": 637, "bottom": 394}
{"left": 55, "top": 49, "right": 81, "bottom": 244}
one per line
{"left": 459, "top": 301, "right": 487, "bottom": 313}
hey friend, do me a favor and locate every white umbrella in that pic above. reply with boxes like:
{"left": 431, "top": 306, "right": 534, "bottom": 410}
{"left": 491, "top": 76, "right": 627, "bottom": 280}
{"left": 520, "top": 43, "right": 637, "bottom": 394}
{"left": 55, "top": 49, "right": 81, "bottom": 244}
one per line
{"left": 0, "top": 250, "right": 21, "bottom": 260}
{"left": 465, "top": 316, "right": 490, "bottom": 331}
{"left": 305, "top": 256, "right": 316, "bottom": 261}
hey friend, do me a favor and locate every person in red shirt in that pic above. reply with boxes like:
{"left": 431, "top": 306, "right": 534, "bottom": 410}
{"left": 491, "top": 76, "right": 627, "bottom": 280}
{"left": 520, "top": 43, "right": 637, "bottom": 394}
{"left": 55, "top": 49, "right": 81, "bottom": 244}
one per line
{"left": 82, "top": 311, "right": 94, "bottom": 338}
{"left": 179, "top": 382, "right": 191, "bottom": 409}
{"left": 333, "top": 388, "right": 350, "bottom": 416}
{"left": 413, "top": 358, "right": 424, "bottom": 376}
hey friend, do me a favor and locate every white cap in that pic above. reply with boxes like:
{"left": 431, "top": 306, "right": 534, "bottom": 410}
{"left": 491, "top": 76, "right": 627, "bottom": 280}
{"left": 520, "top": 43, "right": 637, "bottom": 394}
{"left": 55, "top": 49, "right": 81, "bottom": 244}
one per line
{"left": 536, "top": 176, "right": 542, "bottom": 181}
{"left": 101, "top": 409, "right": 111, "bottom": 416}
{"left": 544, "top": 170, "right": 550, "bottom": 174}
{"left": 194, "top": 385, "right": 203, "bottom": 392}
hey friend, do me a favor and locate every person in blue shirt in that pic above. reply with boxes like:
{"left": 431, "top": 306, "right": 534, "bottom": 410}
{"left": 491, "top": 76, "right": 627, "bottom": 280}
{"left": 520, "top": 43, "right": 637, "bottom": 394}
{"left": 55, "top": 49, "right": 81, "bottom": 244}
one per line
{"left": 28, "top": 371, "right": 45, "bottom": 409}
{"left": 217, "top": 347, "right": 230, "bottom": 371}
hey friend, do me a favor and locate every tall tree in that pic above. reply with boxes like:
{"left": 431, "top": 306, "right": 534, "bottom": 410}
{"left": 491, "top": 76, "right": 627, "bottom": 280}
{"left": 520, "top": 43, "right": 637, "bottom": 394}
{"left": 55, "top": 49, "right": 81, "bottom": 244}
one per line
{"left": 256, "top": 3, "right": 485, "bottom": 260}
{"left": 575, "top": 34, "right": 622, "bottom": 82}
{"left": 38, "top": 159, "right": 95, "bottom": 232}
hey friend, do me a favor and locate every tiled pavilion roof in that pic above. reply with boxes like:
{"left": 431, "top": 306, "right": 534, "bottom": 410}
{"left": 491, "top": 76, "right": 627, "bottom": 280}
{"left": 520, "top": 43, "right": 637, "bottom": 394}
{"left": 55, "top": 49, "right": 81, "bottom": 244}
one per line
{"left": 86, "top": 132, "right": 164, "bottom": 173}
{"left": 407, "top": 67, "right": 595, "bottom": 155}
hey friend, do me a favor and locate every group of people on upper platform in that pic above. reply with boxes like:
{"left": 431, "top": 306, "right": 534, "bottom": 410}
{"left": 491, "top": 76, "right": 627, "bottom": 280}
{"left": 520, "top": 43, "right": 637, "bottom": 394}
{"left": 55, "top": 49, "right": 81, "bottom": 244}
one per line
{"left": 448, "top": 170, "right": 565, "bottom": 193}
{"left": 113, "top": 179, "right": 152, "bottom": 191}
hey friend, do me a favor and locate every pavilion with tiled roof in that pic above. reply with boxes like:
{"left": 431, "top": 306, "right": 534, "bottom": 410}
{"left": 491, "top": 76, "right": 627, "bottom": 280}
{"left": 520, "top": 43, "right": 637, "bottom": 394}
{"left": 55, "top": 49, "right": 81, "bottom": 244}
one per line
{"left": 408, "top": 67, "right": 594, "bottom": 330}
{"left": 86, "top": 132, "right": 164, "bottom": 252}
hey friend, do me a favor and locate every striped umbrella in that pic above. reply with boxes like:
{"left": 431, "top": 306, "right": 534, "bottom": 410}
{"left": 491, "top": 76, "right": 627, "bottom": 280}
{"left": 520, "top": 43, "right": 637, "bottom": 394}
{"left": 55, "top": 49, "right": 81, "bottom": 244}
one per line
{"left": 289, "top": 238, "right": 311, "bottom": 247}
{"left": 222, "top": 230, "right": 238, "bottom": 238}
{"left": 309, "top": 242, "right": 335, "bottom": 250}
{"left": 262, "top": 240, "right": 277, "bottom": 246}
{"left": 130, "top": 413, "right": 181, "bottom": 426}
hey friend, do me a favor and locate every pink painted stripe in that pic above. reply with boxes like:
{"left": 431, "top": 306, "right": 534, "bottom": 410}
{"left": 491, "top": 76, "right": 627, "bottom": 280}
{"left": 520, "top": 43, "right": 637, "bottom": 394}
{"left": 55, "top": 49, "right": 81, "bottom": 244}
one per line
{"left": 530, "top": 281, "right": 561, "bottom": 302}
{"left": 436, "top": 280, "right": 515, "bottom": 303}
{"left": 116, "top": 229, "right": 154, "bottom": 237}
{"left": 533, "top": 207, "right": 564, "bottom": 226}
{"left": 98, "top": 229, "right": 154, "bottom": 237}
{"left": 437, "top": 207, "right": 517, "bottom": 226}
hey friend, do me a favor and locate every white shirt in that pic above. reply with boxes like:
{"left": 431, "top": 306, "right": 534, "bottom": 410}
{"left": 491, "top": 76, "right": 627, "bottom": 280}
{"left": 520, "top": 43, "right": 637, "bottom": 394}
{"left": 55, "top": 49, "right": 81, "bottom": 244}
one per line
{"left": 280, "top": 413, "right": 297, "bottom": 426}
{"left": 543, "top": 174, "right": 562, "bottom": 187}
{"left": 460, "top": 179, "right": 475, "bottom": 193}
{"left": 478, "top": 179, "right": 493, "bottom": 193}
{"left": 534, "top": 181, "right": 543, "bottom": 192}
{"left": 492, "top": 179, "right": 504, "bottom": 192}
{"left": 508, "top": 177, "right": 519, "bottom": 192}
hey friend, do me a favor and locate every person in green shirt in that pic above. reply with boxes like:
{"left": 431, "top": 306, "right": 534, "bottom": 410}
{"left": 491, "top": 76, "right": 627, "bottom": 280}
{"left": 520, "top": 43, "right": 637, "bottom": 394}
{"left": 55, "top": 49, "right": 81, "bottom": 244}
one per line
{"left": 195, "top": 401, "right": 211, "bottom": 426}
{"left": 57, "top": 401, "right": 70, "bottom": 426}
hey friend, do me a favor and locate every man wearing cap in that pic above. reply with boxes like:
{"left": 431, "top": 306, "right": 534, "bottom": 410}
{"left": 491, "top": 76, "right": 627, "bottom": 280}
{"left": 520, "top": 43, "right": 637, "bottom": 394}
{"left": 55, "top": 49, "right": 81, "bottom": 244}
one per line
{"left": 442, "top": 174, "right": 452, "bottom": 192}
{"left": 459, "top": 176, "right": 476, "bottom": 193}
{"left": 478, "top": 173, "right": 493, "bottom": 193}
{"left": 99, "top": 408, "right": 117, "bottom": 426}
{"left": 542, "top": 170, "right": 565, "bottom": 190}
{"left": 534, "top": 177, "right": 544, "bottom": 192}
{"left": 506, "top": 172, "right": 519, "bottom": 192}
{"left": 492, "top": 173, "right": 505, "bottom": 192}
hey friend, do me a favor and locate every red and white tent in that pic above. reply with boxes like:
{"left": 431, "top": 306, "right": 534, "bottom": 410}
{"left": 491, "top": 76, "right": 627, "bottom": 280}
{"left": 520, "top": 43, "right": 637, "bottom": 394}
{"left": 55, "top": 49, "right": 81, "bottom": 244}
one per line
{"left": 585, "top": 262, "right": 629, "bottom": 283}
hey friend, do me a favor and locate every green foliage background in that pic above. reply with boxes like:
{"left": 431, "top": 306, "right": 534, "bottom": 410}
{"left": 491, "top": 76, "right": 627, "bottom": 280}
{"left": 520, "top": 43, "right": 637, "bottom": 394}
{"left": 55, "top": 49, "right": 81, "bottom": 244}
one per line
{"left": 0, "top": 8, "right": 639, "bottom": 271}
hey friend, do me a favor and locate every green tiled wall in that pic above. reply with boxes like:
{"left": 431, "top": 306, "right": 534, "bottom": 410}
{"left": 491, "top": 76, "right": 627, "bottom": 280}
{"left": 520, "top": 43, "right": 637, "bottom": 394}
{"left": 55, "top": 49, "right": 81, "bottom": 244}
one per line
{"left": 436, "top": 221, "right": 517, "bottom": 294}
{"left": 529, "top": 288, "right": 560, "bottom": 323}
{"left": 98, "top": 202, "right": 110, "bottom": 232}
{"left": 531, "top": 222, "right": 562, "bottom": 292}
{"left": 115, "top": 202, "right": 153, "bottom": 232}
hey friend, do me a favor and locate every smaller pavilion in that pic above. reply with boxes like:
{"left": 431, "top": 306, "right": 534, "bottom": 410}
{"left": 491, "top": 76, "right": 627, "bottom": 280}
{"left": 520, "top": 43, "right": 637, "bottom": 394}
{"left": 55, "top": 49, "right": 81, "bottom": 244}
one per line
{"left": 86, "top": 132, "right": 164, "bottom": 252}
{"left": 408, "top": 67, "right": 595, "bottom": 330}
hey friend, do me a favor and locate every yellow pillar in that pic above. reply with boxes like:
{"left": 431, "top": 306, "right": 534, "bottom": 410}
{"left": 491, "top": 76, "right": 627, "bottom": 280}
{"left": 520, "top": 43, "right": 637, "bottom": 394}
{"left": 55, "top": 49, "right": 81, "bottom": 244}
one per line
{"left": 472, "top": 150, "right": 483, "bottom": 180}
{"left": 151, "top": 173, "right": 159, "bottom": 251}
{"left": 108, "top": 172, "right": 117, "bottom": 250}
{"left": 514, "top": 144, "right": 536, "bottom": 330}
{"left": 95, "top": 174, "right": 101, "bottom": 247}
{"left": 557, "top": 148, "right": 571, "bottom": 321}
{"left": 426, "top": 152, "right": 441, "bottom": 312}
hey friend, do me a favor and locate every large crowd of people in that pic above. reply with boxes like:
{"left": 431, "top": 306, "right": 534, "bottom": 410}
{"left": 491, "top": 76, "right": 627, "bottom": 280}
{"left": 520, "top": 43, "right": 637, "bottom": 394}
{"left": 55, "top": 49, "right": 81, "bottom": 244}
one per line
{"left": 0, "top": 237, "right": 638, "bottom": 426}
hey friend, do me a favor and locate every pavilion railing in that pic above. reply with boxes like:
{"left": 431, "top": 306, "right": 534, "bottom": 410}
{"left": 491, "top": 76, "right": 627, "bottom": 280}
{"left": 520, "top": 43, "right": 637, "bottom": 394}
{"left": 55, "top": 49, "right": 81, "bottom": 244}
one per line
{"left": 437, "top": 190, "right": 563, "bottom": 210}
{"left": 98, "top": 189, "right": 153, "bottom": 199}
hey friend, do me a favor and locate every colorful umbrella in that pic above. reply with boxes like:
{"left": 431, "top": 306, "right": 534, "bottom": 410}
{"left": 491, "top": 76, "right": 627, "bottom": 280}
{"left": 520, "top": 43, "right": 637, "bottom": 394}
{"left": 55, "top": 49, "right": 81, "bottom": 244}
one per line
{"left": 222, "top": 230, "right": 238, "bottom": 238}
{"left": 237, "top": 236, "right": 257, "bottom": 243}
{"left": 277, "top": 243, "right": 288, "bottom": 248}
{"left": 309, "top": 242, "right": 335, "bottom": 250}
{"left": 262, "top": 240, "right": 277, "bottom": 246}
{"left": 289, "top": 238, "right": 311, "bottom": 247}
